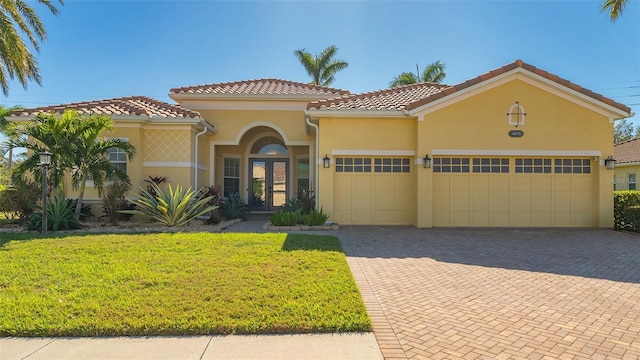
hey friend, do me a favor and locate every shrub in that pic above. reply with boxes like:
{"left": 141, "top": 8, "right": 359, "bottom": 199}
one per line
{"left": 0, "top": 180, "right": 40, "bottom": 223}
{"left": 28, "top": 195, "right": 82, "bottom": 231}
{"left": 614, "top": 190, "right": 640, "bottom": 231}
{"left": 66, "top": 199, "right": 93, "bottom": 221}
{"left": 269, "top": 211, "right": 302, "bottom": 226}
{"left": 101, "top": 180, "right": 134, "bottom": 225}
{"left": 144, "top": 176, "right": 168, "bottom": 198}
{"left": 121, "top": 183, "right": 218, "bottom": 227}
{"left": 282, "top": 196, "right": 315, "bottom": 215}
{"left": 304, "top": 207, "right": 329, "bottom": 226}
{"left": 199, "top": 185, "right": 223, "bottom": 224}
{"left": 220, "top": 194, "right": 249, "bottom": 220}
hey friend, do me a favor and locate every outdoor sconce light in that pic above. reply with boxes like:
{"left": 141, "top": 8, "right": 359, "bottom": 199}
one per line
{"left": 323, "top": 154, "right": 330, "bottom": 168}
{"left": 605, "top": 156, "right": 616, "bottom": 170}
{"left": 39, "top": 151, "right": 52, "bottom": 235}
{"left": 423, "top": 154, "right": 432, "bottom": 169}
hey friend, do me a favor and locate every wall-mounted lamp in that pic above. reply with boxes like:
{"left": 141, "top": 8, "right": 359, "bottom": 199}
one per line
{"left": 323, "top": 154, "right": 330, "bottom": 168}
{"left": 423, "top": 154, "right": 432, "bottom": 169}
{"left": 605, "top": 156, "right": 616, "bottom": 170}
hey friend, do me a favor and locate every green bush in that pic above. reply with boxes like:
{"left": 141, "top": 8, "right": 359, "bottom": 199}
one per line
{"left": 220, "top": 194, "right": 248, "bottom": 220}
{"left": 614, "top": 190, "right": 640, "bottom": 231}
{"left": 101, "top": 180, "right": 134, "bottom": 225}
{"left": 121, "top": 183, "right": 218, "bottom": 227}
{"left": 0, "top": 180, "right": 40, "bottom": 223}
{"left": 28, "top": 195, "right": 82, "bottom": 232}
{"left": 282, "top": 197, "right": 315, "bottom": 215}
{"left": 269, "top": 211, "right": 302, "bottom": 226}
{"left": 304, "top": 207, "right": 329, "bottom": 226}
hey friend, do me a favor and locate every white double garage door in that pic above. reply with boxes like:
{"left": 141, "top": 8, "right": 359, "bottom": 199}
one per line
{"left": 333, "top": 155, "right": 595, "bottom": 226}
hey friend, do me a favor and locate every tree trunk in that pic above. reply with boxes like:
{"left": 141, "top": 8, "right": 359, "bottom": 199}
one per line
{"left": 74, "top": 173, "right": 87, "bottom": 221}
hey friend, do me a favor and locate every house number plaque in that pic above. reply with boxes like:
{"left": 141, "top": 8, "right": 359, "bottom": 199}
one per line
{"left": 509, "top": 130, "right": 524, "bottom": 138}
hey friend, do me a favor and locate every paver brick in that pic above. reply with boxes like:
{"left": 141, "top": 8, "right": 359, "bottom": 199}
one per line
{"left": 340, "top": 227, "right": 640, "bottom": 359}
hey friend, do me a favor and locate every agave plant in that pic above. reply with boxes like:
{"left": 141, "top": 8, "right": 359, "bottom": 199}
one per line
{"left": 120, "top": 183, "right": 218, "bottom": 227}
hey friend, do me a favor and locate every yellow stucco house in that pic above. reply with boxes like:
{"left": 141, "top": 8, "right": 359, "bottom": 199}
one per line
{"left": 614, "top": 138, "right": 640, "bottom": 191}
{"left": 9, "top": 60, "right": 632, "bottom": 227}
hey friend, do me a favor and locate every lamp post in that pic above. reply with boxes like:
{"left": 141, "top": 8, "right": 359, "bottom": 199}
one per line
{"left": 39, "top": 151, "right": 52, "bottom": 235}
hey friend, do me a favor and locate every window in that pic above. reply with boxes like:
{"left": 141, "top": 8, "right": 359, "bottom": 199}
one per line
{"left": 107, "top": 147, "right": 128, "bottom": 174}
{"left": 374, "top": 158, "right": 411, "bottom": 173}
{"left": 433, "top": 157, "right": 470, "bottom": 173}
{"left": 472, "top": 158, "right": 509, "bottom": 173}
{"left": 515, "top": 158, "right": 551, "bottom": 174}
{"left": 335, "top": 157, "right": 372, "bottom": 173}
{"left": 554, "top": 159, "right": 590, "bottom": 174}
{"left": 629, "top": 173, "right": 636, "bottom": 190}
{"left": 223, "top": 157, "right": 240, "bottom": 197}
{"left": 250, "top": 136, "right": 288, "bottom": 155}
{"left": 297, "top": 158, "right": 310, "bottom": 196}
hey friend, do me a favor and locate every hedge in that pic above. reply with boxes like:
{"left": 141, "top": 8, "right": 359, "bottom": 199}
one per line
{"left": 614, "top": 190, "right": 640, "bottom": 231}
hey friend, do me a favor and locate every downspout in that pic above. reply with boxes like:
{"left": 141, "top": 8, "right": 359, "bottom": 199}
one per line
{"left": 305, "top": 115, "right": 319, "bottom": 208}
{"left": 194, "top": 125, "right": 209, "bottom": 191}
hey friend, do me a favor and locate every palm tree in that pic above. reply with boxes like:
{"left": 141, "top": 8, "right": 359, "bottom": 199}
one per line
{"left": 293, "top": 45, "right": 349, "bottom": 86}
{"left": 0, "top": 0, "right": 63, "bottom": 96}
{"left": 0, "top": 105, "right": 23, "bottom": 171}
{"left": 10, "top": 110, "right": 136, "bottom": 219}
{"left": 601, "top": 0, "right": 628, "bottom": 20}
{"left": 389, "top": 60, "right": 447, "bottom": 88}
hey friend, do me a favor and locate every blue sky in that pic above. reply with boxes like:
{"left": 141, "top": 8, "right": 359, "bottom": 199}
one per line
{"left": 3, "top": 0, "right": 639, "bottom": 123}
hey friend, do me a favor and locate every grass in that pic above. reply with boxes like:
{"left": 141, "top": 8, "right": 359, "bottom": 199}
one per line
{"left": 0, "top": 232, "right": 371, "bottom": 336}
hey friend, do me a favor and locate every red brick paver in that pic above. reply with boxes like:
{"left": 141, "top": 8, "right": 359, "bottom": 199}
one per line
{"left": 339, "top": 228, "right": 640, "bottom": 360}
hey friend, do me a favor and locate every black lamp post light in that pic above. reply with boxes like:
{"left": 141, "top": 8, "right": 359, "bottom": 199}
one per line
{"left": 323, "top": 154, "right": 330, "bottom": 168}
{"left": 39, "top": 151, "right": 52, "bottom": 235}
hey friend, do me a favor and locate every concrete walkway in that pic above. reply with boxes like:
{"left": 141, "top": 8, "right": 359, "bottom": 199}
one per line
{"left": 0, "top": 334, "right": 381, "bottom": 360}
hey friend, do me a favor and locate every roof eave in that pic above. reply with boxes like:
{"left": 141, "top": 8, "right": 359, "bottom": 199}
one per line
{"left": 304, "top": 109, "right": 407, "bottom": 118}
{"left": 169, "top": 93, "right": 341, "bottom": 102}
{"left": 615, "top": 161, "right": 640, "bottom": 168}
{"left": 405, "top": 67, "right": 632, "bottom": 119}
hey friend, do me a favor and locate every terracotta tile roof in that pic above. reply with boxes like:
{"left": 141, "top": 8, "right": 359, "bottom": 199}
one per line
{"left": 10, "top": 96, "right": 203, "bottom": 119}
{"left": 306, "top": 82, "right": 450, "bottom": 111}
{"left": 170, "top": 78, "right": 350, "bottom": 97}
{"left": 307, "top": 60, "right": 632, "bottom": 115}
{"left": 614, "top": 138, "right": 640, "bottom": 164}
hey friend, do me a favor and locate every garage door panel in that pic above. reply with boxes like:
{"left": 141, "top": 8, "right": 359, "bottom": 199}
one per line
{"left": 353, "top": 191, "right": 372, "bottom": 210}
{"left": 452, "top": 191, "right": 471, "bottom": 212}
{"left": 452, "top": 211, "right": 470, "bottom": 226}
{"left": 334, "top": 156, "right": 413, "bottom": 225}
{"left": 472, "top": 211, "right": 490, "bottom": 225}
{"left": 453, "top": 176, "right": 470, "bottom": 191}
{"left": 533, "top": 191, "right": 552, "bottom": 212}
{"left": 434, "top": 157, "right": 594, "bottom": 227}
{"left": 533, "top": 212, "right": 552, "bottom": 226}
{"left": 471, "top": 191, "right": 490, "bottom": 211}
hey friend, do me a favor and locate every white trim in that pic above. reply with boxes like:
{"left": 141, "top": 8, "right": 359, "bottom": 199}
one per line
{"left": 331, "top": 150, "right": 416, "bottom": 156}
{"left": 409, "top": 69, "right": 631, "bottom": 119}
{"left": 615, "top": 162, "right": 640, "bottom": 168}
{"left": 431, "top": 149, "right": 603, "bottom": 157}
{"left": 143, "top": 161, "right": 205, "bottom": 170}
{"left": 507, "top": 102, "right": 526, "bottom": 126}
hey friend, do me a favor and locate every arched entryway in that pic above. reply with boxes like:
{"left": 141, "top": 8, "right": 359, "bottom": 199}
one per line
{"left": 248, "top": 135, "right": 289, "bottom": 211}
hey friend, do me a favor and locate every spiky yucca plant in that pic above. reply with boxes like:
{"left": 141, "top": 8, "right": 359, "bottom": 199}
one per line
{"left": 121, "top": 183, "right": 218, "bottom": 227}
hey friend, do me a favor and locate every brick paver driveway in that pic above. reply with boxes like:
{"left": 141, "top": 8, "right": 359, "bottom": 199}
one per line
{"left": 339, "top": 227, "right": 640, "bottom": 360}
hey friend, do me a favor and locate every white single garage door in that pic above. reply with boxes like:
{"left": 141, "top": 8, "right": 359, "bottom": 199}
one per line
{"left": 433, "top": 156, "right": 594, "bottom": 227}
{"left": 333, "top": 156, "right": 413, "bottom": 225}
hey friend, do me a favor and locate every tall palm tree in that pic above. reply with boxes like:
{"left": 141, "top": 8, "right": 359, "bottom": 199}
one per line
{"left": 0, "top": 104, "right": 23, "bottom": 171}
{"left": 601, "top": 0, "right": 628, "bottom": 20}
{"left": 389, "top": 60, "right": 446, "bottom": 88}
{"left": 0, "top": 0, "right": 63, "bottom": 96}
{"left": 293, "top": 45, "right": 349, "bottom": 86}
{"left": 10, "top": 110, "right": 136, "bottom": 219}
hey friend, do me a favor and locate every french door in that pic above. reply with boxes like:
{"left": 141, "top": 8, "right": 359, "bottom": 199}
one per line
{"left": 249, "top": 158, "right": 289, "bottom": 211}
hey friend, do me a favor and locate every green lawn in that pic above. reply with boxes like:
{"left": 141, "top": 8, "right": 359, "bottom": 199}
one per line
{"left": 0, "top": 232, "right": 370, "bottom": 336}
